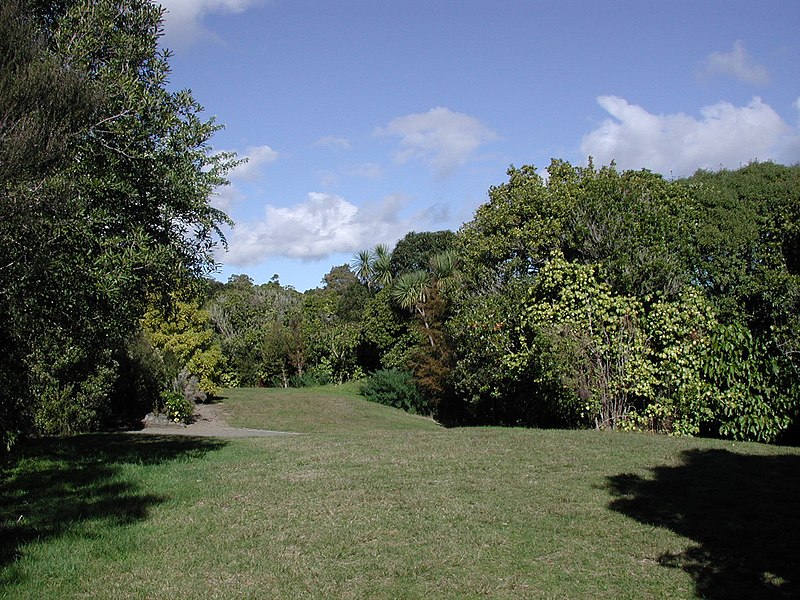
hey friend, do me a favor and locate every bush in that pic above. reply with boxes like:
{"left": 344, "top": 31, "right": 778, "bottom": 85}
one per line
{"left": 29, "top": 343, "right": 118, "bottom": 436}
{"left": 111, "top": 331, "right": 166, "bottom": 423}
{"left": 291, "top": 368, "right": 331, "bottom": 388}
{"left": 160, "top": 390, "right": 194, "bottom": 424}
{"left": 360, "top": 369, "right": 428, "bottom": 414}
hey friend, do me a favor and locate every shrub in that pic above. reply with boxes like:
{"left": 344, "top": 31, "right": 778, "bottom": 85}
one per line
{"left": 160, "top": 390, "right": 194, "bottom": 424}
{"left": 291, "top": 368, "right": 331, "bottom": 388}
{"left": 360, "top": 369, "right": 428, "bottom": 414}
{"left": 29, "top": 343, "right": 118, "bottom": 435}
{"left": 111, "top": 331, "right": 167, "bottom": 422}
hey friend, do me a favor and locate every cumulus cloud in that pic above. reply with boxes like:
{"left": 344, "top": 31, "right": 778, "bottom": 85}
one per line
{"left": 210, "top": 183, "right": 241, "bottom": 212}
{"left": 314, "top": 136, "right": 352, "bottom": 150}
{"left": 225, "top": 193, "right": 434, "bottom": 264}
{"left": 376, "top": 107, "right": 498, "bottom": 177}
{"left": 159, "top": 0, "right": 265, "bottom": 47}
{"left": 699, "top": 40, "right": 770, "bottom": 85}
{"left": 580, "top": 95, "right": 799, "bottom": 177}
{"left": 228, "top": 145, "right": 279, "bottom": 180}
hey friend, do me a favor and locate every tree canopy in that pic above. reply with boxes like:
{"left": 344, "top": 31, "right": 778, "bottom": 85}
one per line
{"left": 0, "top": 0, "right": 235, "bottom": 448}
{"left": 448, "top": 159, "right": 800, "bottom": 441}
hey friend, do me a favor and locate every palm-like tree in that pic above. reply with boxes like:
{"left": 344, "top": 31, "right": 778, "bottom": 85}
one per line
{"left": 371, "top": 244, "right": 393, "bottom": 288}
{"left": 390, "top": 250, "right": 461, "bottom": 348}
{"left": 390, "top": 269, "right": 434, "bottom": 346}
{"left": 351, "top": 244, "right": 394, "bottom": 292}
{"left": 351, "top": 249, "right": 374, "bottom": 291}
{"left": 429, "top": 249, "right": 460, "bottom": 293}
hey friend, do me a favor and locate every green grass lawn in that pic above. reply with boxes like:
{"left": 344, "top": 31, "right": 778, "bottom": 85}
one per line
{"left": 218, "top": 383, "right": 441, "bottom": 434}
{"left": 1, "top": 386, "right": 798, "bottom": 599}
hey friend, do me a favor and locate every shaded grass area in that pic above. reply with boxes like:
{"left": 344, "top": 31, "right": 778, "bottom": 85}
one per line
{"left": 607, "top": 448, "right": 800, "bottom": 599}
{"left": 0, "top": 434, "right": 227, "bottom": 593}
{"left": 1, "top": 387, "right": 798, "bottom": 598}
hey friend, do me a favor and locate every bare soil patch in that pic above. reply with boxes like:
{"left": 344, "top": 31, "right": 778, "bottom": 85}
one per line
{"left": 132, "top": 401, "right": 298, "bottom": 438}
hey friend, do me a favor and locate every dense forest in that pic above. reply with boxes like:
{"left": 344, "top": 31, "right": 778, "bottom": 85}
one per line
{"left": 2, "top": 1, "right": 799, "bottom": 449}
{"left": 150, "top": 160, "right": 799, "bottom": 445}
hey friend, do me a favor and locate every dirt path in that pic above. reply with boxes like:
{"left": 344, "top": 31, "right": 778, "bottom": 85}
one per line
{"left": 131, "top": 402, "right": 299, "bottom": 438}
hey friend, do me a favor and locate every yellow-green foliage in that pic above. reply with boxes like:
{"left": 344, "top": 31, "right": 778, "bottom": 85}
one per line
{"left": 633, "top": 289, "right": 719, "bottom": 436}
{"left": 160, "top": 390, "right": 194, "bottom": 423}
{"left": 142, "top": 299, "right": 227, "bottom": 395}
{"left": 525, "top": 253, "right": 651, "bottom": 429}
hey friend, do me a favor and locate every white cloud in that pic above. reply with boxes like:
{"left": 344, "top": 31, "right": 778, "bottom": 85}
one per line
{"left": 159, "top": 0, "right": 264, "bottom": 47}
{"left": 376, "top": 107, "right": 498, "bottom": 177}
{"left": 314, "top": 136, "right": 351, "bottom": 150}
{"left": 225, "top": 193, "right": 433, "bottom": 264}
{"left": 210, "top": 183, "right": 241, "bottom": 212}
{"left": 699, "top": 41, "right": 770, "bottom": 85}
{"left": 580, "top": 95, "right": 799, "bottom": 177}
{"left": 229, "top": 145, "right": 279, "bottom": 180}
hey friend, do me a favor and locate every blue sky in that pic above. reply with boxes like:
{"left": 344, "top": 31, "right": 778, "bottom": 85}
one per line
{"left": 158, "top": 0, "right": 800, "bottom": 291}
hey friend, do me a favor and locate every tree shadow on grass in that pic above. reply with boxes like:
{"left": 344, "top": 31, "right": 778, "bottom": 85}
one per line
{"left": 606, "top": 449, "right": 800, "bottom": 599}
{"left": 0, "top": 433, "right": 226, "bottom": 569}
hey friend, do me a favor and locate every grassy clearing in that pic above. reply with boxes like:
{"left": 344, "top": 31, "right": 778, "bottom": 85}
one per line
{"left": 1, "top": 387, "right": 798, "bottom": 599}
{"left": 218, "top": 383, "right": 440, "bottom": 434}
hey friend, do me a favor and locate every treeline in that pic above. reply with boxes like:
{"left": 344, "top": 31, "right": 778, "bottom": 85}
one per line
{"left": 3, "top": 4, "right": 799, "bottom": 449}
{"left": 449, "top": 160, "right": 800, "bottom": 442}
{"left": 158, "top": 160, "right": 800, "bottom": 444}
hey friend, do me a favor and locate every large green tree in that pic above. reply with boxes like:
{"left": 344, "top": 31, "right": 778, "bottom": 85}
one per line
{"left": 450, "top": 159, "right": 800, "bottom": 441}
{"left": 389, "top": 230, "right": 456, "bottom": 277}
{"left": 205, "top": 275, "right": 302, "bottom": 386}
{"left": 0, "top": 0, "right": 234, "bottom": 446}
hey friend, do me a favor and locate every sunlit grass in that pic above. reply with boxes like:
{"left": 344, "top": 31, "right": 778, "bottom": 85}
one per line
{"left": 218, "top": 383, "right": 440, "bottom": 434}
{"left": 1, "top": 386, "right": 798, "bottom": 599}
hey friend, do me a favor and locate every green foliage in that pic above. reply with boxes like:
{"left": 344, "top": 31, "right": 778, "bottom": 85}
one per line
{"left": 323, "top": 264, "right": 370, "bottom": 322}
{"left": 160, "top": 390, "right": 194, "bottom": 424}
{"left": 452, "top": 160, "right": 800, "bottom": 441}
{"left": 628, "top": 289, "right": 719, "bottom": 436}
{"left": 0, "top": 0, "right": 234, "bottom": 445}
{"left": 360, "top": 288, "right": 417, "bottom": 370}
{"left": 313, "top": 323, "right": 365, "bottom": 385}
{"left": 290, "top": 368, "right": 332, "bottom": 388}
{"left": 112, "top": 331, "right": 167, "bottom": 419}
{"left": 389, "top": 230, "right": 456, "bottom": 276}
{"left": 685, "top": 164, "right": 800, "bottom": 356}
{"left": 560, "top": 163, "right": 693, "bottom": 297}
{"left": 0, "top": 0, "right": 100, "bottom": 184}
{"left": 448, "top": 283, "right": 573, "bottom": 427}
{"left": 359, "top": 369, "right": 428, "bottom": 414}
{"left": 300, "top": 291, "right": 362, "bottom": 385}
{"left": 351, "top": 245, "right": 393, "bottom": 291}
{"left": 525, "top": 254, "right": 651, "bottom": 429}
{"left": 458, "top": 164, "right": 560, "bottom": 286}
{"left": 205, "top": 275, "right": 303, "bottom": 386}
{"left": 703, "top": 324, "right": 796, "bottom": 443}
{"left": 22, "top": 329, "right": 120, "bottom": 436}
{"left": 142, "top": 298, "right": 227, "bottom": 396}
